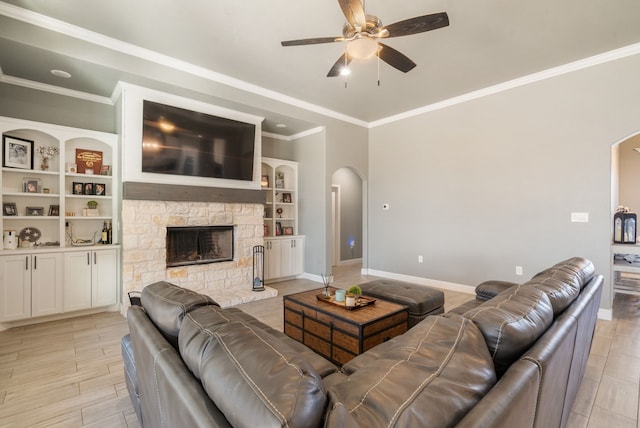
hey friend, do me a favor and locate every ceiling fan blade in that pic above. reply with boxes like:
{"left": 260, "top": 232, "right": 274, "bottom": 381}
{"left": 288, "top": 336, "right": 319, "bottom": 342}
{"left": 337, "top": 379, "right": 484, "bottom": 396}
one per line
{"left": 378, "top": 43, "right": 416, "bottom": 73}
{"left": 338, "top": 0, "right": 366, "bottom": 30}
{"left": 383, "top": 12, "right": 449, "bottom": 38}
{"left": 281, "top": 37, "right": 342, "bottom": 47}
{"left": 327, "top": 52, "right": 353, "bottom": 77}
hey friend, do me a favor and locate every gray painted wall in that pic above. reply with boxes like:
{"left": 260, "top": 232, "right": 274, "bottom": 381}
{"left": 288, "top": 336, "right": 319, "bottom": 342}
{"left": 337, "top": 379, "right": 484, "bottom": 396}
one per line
{"left": 368, "top": 54, "right": 640, "bottom": 312}
{"left": 333, "top": 167, "right": 363, "bottom": 261}
{"left": 0, "top": 84, "right": 115, "bottom": 132}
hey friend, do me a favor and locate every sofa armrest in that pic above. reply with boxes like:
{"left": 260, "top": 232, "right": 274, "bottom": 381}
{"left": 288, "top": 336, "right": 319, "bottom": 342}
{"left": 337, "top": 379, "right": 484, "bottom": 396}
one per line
{"left": 475, "top": 280, "right": 518, "bottom": 301}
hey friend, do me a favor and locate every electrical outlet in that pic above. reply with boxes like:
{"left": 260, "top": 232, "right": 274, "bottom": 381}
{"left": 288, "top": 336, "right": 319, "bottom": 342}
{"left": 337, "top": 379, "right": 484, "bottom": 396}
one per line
{"left": 418, "top": 255, "right": 423, "bottom": 263}
{"left": 515, "top": 266, "right": 523, "bottom": 276}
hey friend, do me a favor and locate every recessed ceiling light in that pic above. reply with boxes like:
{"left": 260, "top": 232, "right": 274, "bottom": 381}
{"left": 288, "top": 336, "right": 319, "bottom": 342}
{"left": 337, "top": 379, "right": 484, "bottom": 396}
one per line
{"left": 275, "top": 124, "right": 287, "bottom": 128}
{"left": 50, "top": 69, "right": 72, "bottom": 79}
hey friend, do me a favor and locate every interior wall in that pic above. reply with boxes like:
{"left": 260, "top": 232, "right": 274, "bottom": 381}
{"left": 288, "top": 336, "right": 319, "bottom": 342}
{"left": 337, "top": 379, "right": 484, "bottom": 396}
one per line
{"left": 368, "top": 53, "right": 640, "bottom": 312}
{"left": 332, "top": 167, "right": 363, "bottom": 262}
{"left": 0, "top": 84, "right": 115, "bottom": 132}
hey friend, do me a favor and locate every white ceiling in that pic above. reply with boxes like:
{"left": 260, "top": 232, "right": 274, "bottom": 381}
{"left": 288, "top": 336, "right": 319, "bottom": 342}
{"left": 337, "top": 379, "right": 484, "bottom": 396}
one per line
{"left": 1, "top": 0, "right": 640, "bottom": 135}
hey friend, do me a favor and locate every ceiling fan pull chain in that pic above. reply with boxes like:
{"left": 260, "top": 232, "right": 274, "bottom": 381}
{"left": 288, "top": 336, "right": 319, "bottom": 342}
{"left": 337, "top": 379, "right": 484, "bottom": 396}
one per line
{"left": 377, "top": 50, "right": 381, "bottom": 86}
{"left": 344, "top": 47, "right": 349, "bottom": 88}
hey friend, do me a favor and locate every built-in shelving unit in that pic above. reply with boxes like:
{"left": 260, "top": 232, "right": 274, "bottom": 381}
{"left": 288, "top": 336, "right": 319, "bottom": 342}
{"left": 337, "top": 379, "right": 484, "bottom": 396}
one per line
{"left": 0, "top": 116, "right": 120, "bottom": 323}
{"left": 261, "top": 157, "right": 304, "bottom": 282}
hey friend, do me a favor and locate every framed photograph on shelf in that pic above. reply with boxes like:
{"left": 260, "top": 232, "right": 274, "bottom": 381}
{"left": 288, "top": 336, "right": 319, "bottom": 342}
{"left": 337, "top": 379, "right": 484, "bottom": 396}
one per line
{"left": 48, "top": 205, "right": 60, "bottom": 216}
{"left": 3, "top": 202, "right": 17, "bottom": 216}
{"left": 100, "top": 165, "right": 111, "bottom": 176}
{"left": 72, "top": 182, "right": 84, "bottom": 195}
{"left": 83, "top": 182, "right": 95, "bottom": 195}
{"left": 282, "top": 192, "right": 292, "bottom": 203}
{"left": 275, "top": 172, "right": 284, "bottom": 189}
{"left": 3, "top": 135, "right": 34, "bottom": 170}
{"left": 94, "top": 183, "right": 106, "bottom": 196}
{"left": 23, "top": 178, "right": 40, "bottom": 193}
{"left": 275, "top": 221, "right": 283, "bottom": 236}
{"left": 26, "top": 206, "right": 44, "bottom": 216}
{"left": 283, "top": 226, "right": 294, "bottom": 235}
{"left": 261, "top": 175, "right": 269, "bottom": 188}
{"left": 66, "top": 163, "right": 77, "bottom": 173}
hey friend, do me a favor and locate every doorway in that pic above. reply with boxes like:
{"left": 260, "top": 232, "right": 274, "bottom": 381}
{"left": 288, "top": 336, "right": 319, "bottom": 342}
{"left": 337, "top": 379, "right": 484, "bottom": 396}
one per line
{"left": 331, "top": 167, "right": 363, "bottom": 269}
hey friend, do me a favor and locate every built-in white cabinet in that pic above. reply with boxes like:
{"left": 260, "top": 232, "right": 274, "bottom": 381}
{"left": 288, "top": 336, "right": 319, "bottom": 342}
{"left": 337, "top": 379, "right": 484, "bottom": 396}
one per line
{"left": 262, "top": 157, "right": 304, "bottom": 282}
{"left": 264, "top": 236, "right": 304, "bottom": 281}
{"left": 0, "top": 252, "right": 63, "bottom": 322}
{"left": 0, "top": 116, "right": 120, "bottom": 324}
{"left": 64, "top": 248, "right": 118, "bottom": 312}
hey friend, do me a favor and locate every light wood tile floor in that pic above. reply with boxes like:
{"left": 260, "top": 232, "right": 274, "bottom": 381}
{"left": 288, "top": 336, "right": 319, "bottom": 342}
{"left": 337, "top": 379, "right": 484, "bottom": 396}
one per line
{"left": 0, "top": 263, "right": 636, "bottom": 427}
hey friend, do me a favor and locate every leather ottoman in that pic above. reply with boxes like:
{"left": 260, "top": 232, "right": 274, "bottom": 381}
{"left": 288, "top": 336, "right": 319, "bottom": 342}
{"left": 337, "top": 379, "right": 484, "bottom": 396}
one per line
{"left": 359, "top": 279, "right": 445, "bottom": 328}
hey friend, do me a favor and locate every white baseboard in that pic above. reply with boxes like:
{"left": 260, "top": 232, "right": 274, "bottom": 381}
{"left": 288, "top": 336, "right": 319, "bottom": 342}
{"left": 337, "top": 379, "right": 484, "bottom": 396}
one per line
{"left": 597, "top": 308, "right": 612, "bottom": 320}
{"left": 364, "top": 269, "right": 476, "bottom": 295}
{"left": 337, "top": 258, "right": 362, "bottom": 266}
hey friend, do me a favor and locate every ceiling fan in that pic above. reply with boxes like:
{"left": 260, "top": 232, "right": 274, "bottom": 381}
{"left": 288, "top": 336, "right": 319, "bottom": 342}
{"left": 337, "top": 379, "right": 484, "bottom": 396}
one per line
{"left": 281, "top": 0, "right": 449, "bottom": 77}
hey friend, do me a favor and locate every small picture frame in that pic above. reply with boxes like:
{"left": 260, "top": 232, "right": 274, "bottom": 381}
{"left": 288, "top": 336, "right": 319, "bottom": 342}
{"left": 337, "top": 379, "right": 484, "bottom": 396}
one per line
{"left": 94, "top": 183, "right": 106, "bottom": 196}
{"left": 3, "top": 202, "right": 17, "bottom": 216}
{"left": 26, "top": 206, "right": 44, "bottom": 216}
{"left": 23, "top": 178, "right": 40, "bottom": 193}
{"left": 275, "top": 221, "right": 283, "bottom": 236}
{"left": 275, "top": 172, "right": 285, "bottom": 189}
{"left": 282, "top": 192, "right": 292, "bottom": 203}
{"left": 83, "top": 182, "right": 95, "bottom": 195}
{"left": 263, "top": 224, "right": 269, "bottom": 236}
{"left": 283, "top": 226, "right": 294, "bottom": 236}
{"left": 48, "top": 205, "right": 60, "bottom": 216}
{"left": 100, "top": 165, "right": 111, "bottom": 176}
{"left": 66, "top": 163, "right": 77, "bottom": 173}
{"left": 72, "top": 182, "right": 84, "bottom": 195}
{"left": 3, "top": 135, "right": 34, "bottom": 170}
{"left": 261, "top": 175, "right": 269, "bottom": 188}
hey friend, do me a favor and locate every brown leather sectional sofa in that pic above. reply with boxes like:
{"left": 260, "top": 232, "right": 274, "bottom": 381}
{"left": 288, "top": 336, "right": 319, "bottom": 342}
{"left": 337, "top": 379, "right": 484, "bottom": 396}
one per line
{"left": 122, "top": 257, "right": 602, "bottom": 427}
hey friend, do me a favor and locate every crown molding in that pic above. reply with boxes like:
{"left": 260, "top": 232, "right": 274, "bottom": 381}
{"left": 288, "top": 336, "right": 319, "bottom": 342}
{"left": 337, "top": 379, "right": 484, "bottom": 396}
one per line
{"left": 262, "top": 126, "right": 324, "bottom": 141}
{"left": 1, "top": 2, "right": 639, "bottom": 131}
{"left": 369, "top": 42, "right": 640, "bottom": 128}
{"left": 0, "top": 2, "right": 366, "bottom": 129}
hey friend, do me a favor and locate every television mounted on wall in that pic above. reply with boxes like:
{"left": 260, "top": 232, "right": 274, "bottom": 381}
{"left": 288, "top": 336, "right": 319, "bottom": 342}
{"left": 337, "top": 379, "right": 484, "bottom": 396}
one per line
{"left": 141, "top": 100, "right": 256, "bottom": 182}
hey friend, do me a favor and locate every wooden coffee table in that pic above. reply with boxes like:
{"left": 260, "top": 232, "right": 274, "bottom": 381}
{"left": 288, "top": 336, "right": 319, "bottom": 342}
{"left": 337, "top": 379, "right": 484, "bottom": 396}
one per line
{"left": 283, "top": 287, "right": 408, "bottom": 365}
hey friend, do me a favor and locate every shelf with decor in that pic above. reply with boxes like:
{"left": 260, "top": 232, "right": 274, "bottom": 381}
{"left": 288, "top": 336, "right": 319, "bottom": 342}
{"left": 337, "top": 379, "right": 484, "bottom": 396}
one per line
{"left": 0, "top": 116, "right": 120, "bottom": 323}
{"left": 261, "top": 157, "right": 304, "bottom": 282}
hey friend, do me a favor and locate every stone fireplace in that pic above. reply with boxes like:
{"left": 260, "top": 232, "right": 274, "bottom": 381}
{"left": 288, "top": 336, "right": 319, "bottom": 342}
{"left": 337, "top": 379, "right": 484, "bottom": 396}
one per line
{"left": 121, "top": 184, "right": 277, "bottom": 312}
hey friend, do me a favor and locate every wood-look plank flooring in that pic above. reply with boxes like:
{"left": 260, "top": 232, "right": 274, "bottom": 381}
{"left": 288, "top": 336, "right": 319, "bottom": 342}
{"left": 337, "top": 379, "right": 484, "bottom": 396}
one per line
{"left": 0, "top": 263, "right": 636, "bottom": 427}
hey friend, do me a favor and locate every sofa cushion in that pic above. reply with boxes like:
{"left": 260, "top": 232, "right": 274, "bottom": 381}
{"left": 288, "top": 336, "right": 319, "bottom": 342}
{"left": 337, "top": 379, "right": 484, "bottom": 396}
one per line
{"left": 475, "top": 280, "right": 519, "bottom": 301}
{"left": 533, "top": 257, "right": 595, "bottom": 290}
{"left": 527, "top": 257, "right": 595, "bottom": 315}
{"left": 179, "top": 305, "right": 328, "bottom": 428}
{"left": 462, "top": 284, "right": 554, "bottom": 376}
{"left": 141, "top": 281, "right": 218, "bottom": 348}
{"left": 326, "top": 314, "right": 496, "bottom": 427}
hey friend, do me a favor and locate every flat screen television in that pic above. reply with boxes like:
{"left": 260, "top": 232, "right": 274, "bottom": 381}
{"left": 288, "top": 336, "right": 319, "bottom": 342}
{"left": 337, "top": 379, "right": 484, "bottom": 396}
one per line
{"left": 141, "top": 100, "right": 256, "bottom": 181}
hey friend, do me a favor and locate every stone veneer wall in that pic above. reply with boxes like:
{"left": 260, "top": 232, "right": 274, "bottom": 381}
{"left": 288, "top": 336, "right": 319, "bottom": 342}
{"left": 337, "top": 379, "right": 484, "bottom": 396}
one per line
{"left": 121, "top": 199, "right": 276, "bottom": 312}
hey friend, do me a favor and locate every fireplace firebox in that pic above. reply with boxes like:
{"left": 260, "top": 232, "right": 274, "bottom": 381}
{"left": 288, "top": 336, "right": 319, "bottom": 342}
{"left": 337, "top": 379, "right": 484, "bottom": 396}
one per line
{"left": 166, "top": 225, "right": 234, "bottom": 267}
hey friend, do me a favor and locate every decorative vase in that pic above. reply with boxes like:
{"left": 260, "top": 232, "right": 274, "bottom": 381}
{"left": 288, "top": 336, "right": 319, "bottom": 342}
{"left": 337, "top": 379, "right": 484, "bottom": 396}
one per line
{"left": 40, "top": 157, "right": 48, "bottom": 171}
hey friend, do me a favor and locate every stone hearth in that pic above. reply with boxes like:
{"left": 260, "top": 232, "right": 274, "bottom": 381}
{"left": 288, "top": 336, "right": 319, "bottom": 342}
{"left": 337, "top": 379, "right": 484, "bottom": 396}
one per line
{"left": 121, "top": 199, "right": 276, "bottom": 312}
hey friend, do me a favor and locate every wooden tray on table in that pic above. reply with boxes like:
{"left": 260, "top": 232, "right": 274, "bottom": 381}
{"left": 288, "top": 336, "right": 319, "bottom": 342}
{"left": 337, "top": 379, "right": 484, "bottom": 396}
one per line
{"left": 316, "top": 294, "right": 376, "bottom": 310}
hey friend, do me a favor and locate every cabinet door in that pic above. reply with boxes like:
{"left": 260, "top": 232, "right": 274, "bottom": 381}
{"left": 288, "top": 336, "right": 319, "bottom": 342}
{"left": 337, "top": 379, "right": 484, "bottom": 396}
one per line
{"left": 265, "top": 239, "right": 282, "bottom": 280}
{"left": 92, "top": 249, "right": 117, "bottom": 307}
{"left": 0, "top": 255, "right": 31, "bottom": 321}
{"left": 281, "top": 238, "right": 304, "bottom": 277}
{"left": 63, "top": 252, "right": 92, "bottom": 312}
{"left": 31, "top": 253, "right": 63, "bottom": 317}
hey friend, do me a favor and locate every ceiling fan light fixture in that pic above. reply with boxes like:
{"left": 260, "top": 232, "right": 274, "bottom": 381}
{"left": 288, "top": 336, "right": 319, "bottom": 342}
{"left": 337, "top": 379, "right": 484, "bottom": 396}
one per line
{"left": 339, "top": 67, "right": 352, "bottom": 76}
{"left": 346, "top": 37, "right": 378, "bottom": 60}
